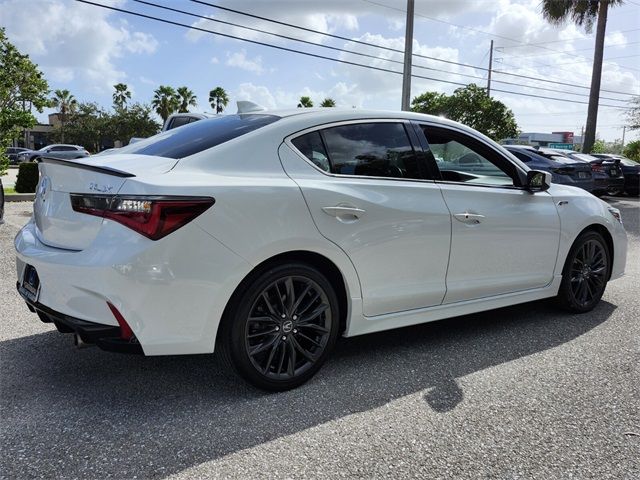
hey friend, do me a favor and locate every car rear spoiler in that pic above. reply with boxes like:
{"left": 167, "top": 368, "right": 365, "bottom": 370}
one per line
{"left": 40, "top": 157, "right": 135, "bottom": 178}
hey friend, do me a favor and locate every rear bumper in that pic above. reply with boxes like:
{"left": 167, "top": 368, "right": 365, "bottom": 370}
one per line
{"left": 18, "top": 284, "right": 143, "bottom": 354}
{"left": 593, "top": 176, "right": 625, "bottom": 192}
{"left": 15, "top": 219, "right": 252, "bottom": 355}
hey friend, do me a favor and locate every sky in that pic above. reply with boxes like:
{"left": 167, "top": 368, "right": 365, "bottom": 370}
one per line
{"left": 1, "top": 0, "right": 639, "bottom": 142}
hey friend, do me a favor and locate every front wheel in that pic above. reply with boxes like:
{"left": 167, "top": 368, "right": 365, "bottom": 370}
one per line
{"left": 218, "top": 263, "right": 340, "bottom": 391}
{"left": 556, "top": 231, "right": 610, "bottom": 313}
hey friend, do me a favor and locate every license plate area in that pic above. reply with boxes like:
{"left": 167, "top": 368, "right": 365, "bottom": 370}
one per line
{"left": 578, "top": 171, "right": 588, "bottom": 179}
{"left": 610, "top": 168, "right": 619, "bottom": 176}
{"left": 19, "top": 264, "right": 40, "bottom": 303}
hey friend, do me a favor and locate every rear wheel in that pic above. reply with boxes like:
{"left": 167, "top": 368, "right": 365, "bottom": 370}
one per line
{"left": 556, "top": 231, "right": 610, "bottom": 313}
{"left": 219, "top": 263, "right": 340, "bottom": 391}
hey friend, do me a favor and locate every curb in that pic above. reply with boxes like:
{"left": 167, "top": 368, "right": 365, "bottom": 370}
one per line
{"left": 5, "top": 193, "right": 35, "bottom": 202}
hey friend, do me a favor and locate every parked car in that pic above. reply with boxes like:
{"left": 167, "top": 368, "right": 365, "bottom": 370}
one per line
{"left": 591, "top": 154, "right": 639, "bottom": 197}
{"left": 6, "top": 147, "right": 29, "bottom": 164}
{"left": 129, "top": 112, "right": 214, "bottom": 144}
{"left": 549, "top": 149, "right": 625, "bottom": 197}
{"left": 15, "top": 108, "right": 627, "bottom": 391}
{"left": 16, "top": 144, "right": 89, "bottom": 163}
{"left": 504, "top": 145, "right": 594, "bottom": 192}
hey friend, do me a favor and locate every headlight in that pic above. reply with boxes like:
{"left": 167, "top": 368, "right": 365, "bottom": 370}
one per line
{"left": 608, "top": 207, "right": 622, "bottom": 224}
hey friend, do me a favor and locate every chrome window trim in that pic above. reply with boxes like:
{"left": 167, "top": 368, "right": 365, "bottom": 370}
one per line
{"left": 284, "top": 118, "right": 438, "bottom": 185}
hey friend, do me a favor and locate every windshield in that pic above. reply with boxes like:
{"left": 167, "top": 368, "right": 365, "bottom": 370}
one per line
{"left": 116, "top": 114, "right": 280, "bottom": 159}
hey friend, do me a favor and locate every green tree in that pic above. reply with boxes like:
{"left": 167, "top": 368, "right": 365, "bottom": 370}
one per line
{"left": 625, "top": 96, "right": 640, "bottom": 131}
{"left": 411, "top": 84, "right": 519, "bottom": 141}
{"left": 0, "top": 28, "right": 49, "bottom": 175}
{"left": 151, "top": 85, "right": 179, "bottom": 123}
{"left": 320, "top": 97, "right": 336, "bottom": 107}
{"left": 591, "top": 139, "right": 606, "bottom": 153}
{"left": 541, "top": 0, "right": 623, "bottom": 153}
{"left": 112, "top": 103, "right": 160, "bottom": 146}
{"left": 208, "top": 87, "right": 229, "bottom": 114}
{"left": 176, "top": 86, "right": 197, "bottom": 113}
{"left": 50, "top": 89, "right": 78, "bottom": 142}
{"left": 112, "top": 83, "right": 131, "bottom": 111}
{"left": 297, "top": 96, "right": 313, "bottom": 108}
{"left": 51, "top": 102, "right": 111, "bottom": 153}
{"left": 623, "top": 140, "right": 640, "bottom": 161}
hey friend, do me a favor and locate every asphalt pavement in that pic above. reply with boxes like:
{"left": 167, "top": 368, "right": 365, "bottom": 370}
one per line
{"left": 0, "top": 198, "right": 638, "bottom": 479}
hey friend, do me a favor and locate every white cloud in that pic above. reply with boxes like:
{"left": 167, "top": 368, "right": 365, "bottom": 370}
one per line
{"left": 226, "top": 50, "right": 266, "bottom": 74}
{"left": 0, "top": 0, "right": 158, "bottom": 93}
{"left": 211, "top": 56, "right": 220, "bottom": 64}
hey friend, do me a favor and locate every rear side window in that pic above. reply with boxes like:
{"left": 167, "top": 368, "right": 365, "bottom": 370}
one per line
{"left": 509, "top": 150, "right": 531, "bottom": 163}
{"left": 309, "top": 122, "right": 423, "bottom": 179}
{"left": 167, "top": 116, "right": 193, "bottom": 130}
{"left": 291, "top": 131, "right": 330, "bottom": 172}
{"left": 118, "top": 114, "right": 280, "bottom": 159}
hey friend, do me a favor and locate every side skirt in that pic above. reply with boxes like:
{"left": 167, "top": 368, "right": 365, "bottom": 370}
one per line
{"left": 344, "top": 276, "right": 562, "bottom": 337}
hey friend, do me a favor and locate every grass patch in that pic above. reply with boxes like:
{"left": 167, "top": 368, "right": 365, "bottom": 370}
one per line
{"left": 3, "top": 186, "right": 16, "bottom": 194}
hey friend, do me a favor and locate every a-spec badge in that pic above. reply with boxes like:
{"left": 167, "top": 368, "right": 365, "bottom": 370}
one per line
{"left": 88, "top": 182, "right": 113, "bottom": 193}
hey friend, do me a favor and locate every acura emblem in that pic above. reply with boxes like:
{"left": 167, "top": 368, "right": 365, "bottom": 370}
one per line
{"left": 37, "top": 176, "right": 50, "bottom": 202}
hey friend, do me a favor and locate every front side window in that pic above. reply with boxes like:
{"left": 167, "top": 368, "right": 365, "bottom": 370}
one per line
{"left": 421, "top": 126, "right": 516, "bottom": 187}
{"left": 321, "top": 123, "right": 423, "bottom": 179}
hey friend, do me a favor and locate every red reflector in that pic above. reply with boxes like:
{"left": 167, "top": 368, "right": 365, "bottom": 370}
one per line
{"left": 70, "top": 195, "right": 215, "bottom": 240}
{"left": 107, "top": 302, "right": 134, "bottom": 340}
{"left": 591, "top": 163, "right": 604, "bottom": 172}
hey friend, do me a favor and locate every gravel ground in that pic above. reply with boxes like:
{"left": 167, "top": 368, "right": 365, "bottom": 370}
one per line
{"left": 0, "top": 198, "right": 638, "bottom": 479}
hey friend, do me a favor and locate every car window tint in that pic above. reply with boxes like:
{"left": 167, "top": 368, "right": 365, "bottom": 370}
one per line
{"left": 291, "top": 131, "right": 331, "bottom": 172}
{"left": 115, "top": 114, "right": 280, "bottom": 159}
{"left": 321, "top": 123, "right": 422, "bottom": 179}
{"left": 509, "top": 151, "right": 531, "bottom": 163}
{"left": 421, "top": 127, "right": 515, "bottom": 187}
{"left": 167, "top": 116, "right": 192, "bottom": 130}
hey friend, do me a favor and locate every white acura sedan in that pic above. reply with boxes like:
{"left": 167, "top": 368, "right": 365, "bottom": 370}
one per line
{"left": 15, "top": 105, "right": 627, "bottom": 391}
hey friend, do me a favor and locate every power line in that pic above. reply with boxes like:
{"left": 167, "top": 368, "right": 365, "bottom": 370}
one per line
{"left": 133, "top": 0, "right": 628, "bottom": 103}
{"left": 74, "top": 0, "right": 632, "bottom": 110}
{"left": 190, "top": 0, "right": 636, "bottom": 96}
{"left": 498, "top": 27, "right": 640, "bottom": 49}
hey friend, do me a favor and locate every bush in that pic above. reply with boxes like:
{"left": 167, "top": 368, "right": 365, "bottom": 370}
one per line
{"left": 623, "top": 140, "right": 640, "bottom": 162}
{"left": 14, "top": 162, "right": 39, "bottom": 193}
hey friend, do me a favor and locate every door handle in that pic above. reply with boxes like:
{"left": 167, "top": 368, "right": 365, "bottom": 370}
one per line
{"left": 454, "top": 212, "right": 485, "bottom": 224}
{"left": 322, "top": 205, "right": 366, "bottom": 221}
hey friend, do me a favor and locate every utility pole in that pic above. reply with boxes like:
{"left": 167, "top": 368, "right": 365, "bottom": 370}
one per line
{"left": 401, "top": 0, "right": 415, "bottom": 111}
{"left": 487, "top": 40, "right": 494, "bottom": 97}
{"left": 621, "top": 125, "right": 626, "bottom": 148}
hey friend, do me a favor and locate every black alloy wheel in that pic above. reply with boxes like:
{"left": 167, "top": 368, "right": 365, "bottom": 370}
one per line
{"left": 557, "top": 231, "right": 610, "bottom": 312}
{"left": 219, "top": 263, "right": 340, "bottom": 391}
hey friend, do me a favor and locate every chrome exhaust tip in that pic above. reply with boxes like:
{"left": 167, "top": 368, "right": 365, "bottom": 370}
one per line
{"left": 73, "top": 334, "right": 93, "bottom": 349}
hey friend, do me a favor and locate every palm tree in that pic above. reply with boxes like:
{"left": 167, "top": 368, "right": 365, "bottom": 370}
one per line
{"left": 541, "top": 0, "right": 622, "bottom": 153}
{"left": 297, "top": 96, "right": 313, "bottom": 108}
{"left": 151, "top": 85, "right": 179, "bottom": 123}
{"left": 320, "top": 98, "right": 336, "bottom": 107}
{"left": 50, "top": 89, "right": 78, "bottom": 142}
{"left": 112, "top": 83, "right": 131, "bottom": 110}
{"left": 176, "top": 86, "right": 197, "bottom": 113}
{"left": 209, "top": 87, "right": 229, "bottom": 114}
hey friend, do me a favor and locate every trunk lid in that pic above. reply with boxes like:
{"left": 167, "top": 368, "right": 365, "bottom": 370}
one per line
{"left": 34, "top": 154, "right": 177, "bottom": 250}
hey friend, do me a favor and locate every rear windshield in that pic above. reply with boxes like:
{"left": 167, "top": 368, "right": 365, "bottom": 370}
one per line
{"left": 116, "top": 114, "right": 280, "bottom": 159}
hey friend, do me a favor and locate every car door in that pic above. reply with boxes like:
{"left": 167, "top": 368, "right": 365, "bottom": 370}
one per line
{"left": 416, "top": 123, "right": 561, "bottom": 304}
{"left": 279, "top": 120, "right": 451, "bottom": 317}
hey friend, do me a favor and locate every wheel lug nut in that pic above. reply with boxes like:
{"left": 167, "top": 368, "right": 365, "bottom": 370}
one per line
{"left": 275, "top": 326, "right": 279, "bottom": 331}
{"left": 292, "top": 315, "right": 297, "bottom": 320}
{"left": 281, "top": 314, "right": 286, "bottom": 318}
{"left": 293, "top": 329, "right": 297, "bottom": 334}
{"left": 282, "top": 336, "right": 287, "bottom": 341}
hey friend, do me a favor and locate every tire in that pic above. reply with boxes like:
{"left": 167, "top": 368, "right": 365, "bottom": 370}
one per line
{"left": 218, "top": 263, "right": 340, "bottom": 391}
{"left": 556, "top": 231, "right": 610, "bottom": 313}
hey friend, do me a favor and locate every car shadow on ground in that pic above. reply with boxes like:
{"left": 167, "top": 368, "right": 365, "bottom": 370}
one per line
{"left": 0, "top": 299, "right": 616, "bottom": 478}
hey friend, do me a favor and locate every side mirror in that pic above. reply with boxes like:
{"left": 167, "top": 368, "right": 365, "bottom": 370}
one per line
{"left": 526, "top": 170, "right": 551, "bottom": 192}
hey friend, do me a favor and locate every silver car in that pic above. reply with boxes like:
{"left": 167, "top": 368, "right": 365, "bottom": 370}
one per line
{"left": 17, "top": 144, "right": 89, "bottom": 163}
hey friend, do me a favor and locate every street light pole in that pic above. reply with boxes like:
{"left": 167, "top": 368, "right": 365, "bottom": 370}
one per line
{"left": 401, "top": 0, "right": 415, "bottom": 111}
{"left": 487, "top": 40, "right": 494, "bottom": 97}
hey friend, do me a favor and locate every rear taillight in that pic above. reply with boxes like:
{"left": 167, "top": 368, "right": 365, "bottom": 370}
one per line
{"left": 591, "top": 163, "right": 604, "bottom": 173}
{"left": 70, "top": 194, "right": 214, "bottom": 240}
